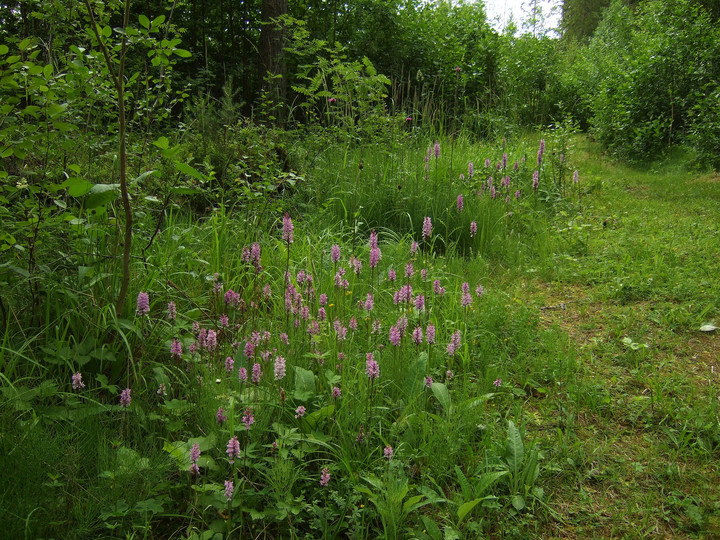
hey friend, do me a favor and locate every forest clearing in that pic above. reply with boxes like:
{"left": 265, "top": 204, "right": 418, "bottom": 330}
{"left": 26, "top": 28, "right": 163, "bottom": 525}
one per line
{"left": 2, "top": 0, "right": 720, "bottom": 537}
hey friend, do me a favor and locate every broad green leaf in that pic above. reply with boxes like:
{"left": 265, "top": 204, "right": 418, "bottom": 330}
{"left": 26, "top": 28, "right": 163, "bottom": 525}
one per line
{"left": 138, "top": 14, "right": 150, "bottom": 29}
{"left": 303, "top": 404, "right": 334, "bottom": 430}
{"left": 174, "top": 161, "right": 205, "bottom": 181}
{"left": 402, "top": 494, "right": 426, "bottom": 513}
{"left": 506, "top": 421, "right": 524, "bottom": 478}
{"left": 475, "top": 470, "right": 508, "bottom": 496}
{"left": 1, "top": 233, "right": 17, "bottom": 247}
{"left": 163, "top": 441, "right": 185, "bottom": 463}
{"left": 43, "top": 63, "right": 53, "bottom": 80}
{"left": 523, "top": 450, "right": 539, "bottom": 486}
{"left": 403, "top": 351, "right": 427, "bottom": 399}
{"left": 153, "top": 136, "right": 169, "bottom": 149}
{"left": 457, "top": 498, "right": 483, "bottom": 523}
{"left": 89, "top": 183, "right": 120, "bottom": 194}
{"left": 152, "top": 15, "right": 166, "bottom": 27}
{"left": 0, "top": 45, "right": 8, "bottom": 55}
{"left": 170, "top": 186, "right": 202, "bottom": 195}
{"left": 6, "top": 264, "right": 29, "bottom": 278}
{"left": 134, "top": 497, "right": 163, "bottom": 514}
{"left": 47, "top": 102, "right": 66, "bottom": 118}
{"left": 458, "top": 393, "right": 495, "bottom": 411}
{"left": 85, "top": 184, "right": 119, "bottom": 209}
{"left": 21, "top": 105, "right": 41, "bottom": 117}
{"left": 420, "top": 516, "right": 442, "bottom": 540}
{"left": 293, "top": 366, "right": 315, "bottom": 401}
{"left": 174, "top": 48, "right": 192, "bottom": 58}
{"left": 430, "top": 382, "right": 451, "bottom": 412}
{"left": 132, "top": 169, "right": 158, "bottom": 185}
{"left": 102, "top": 25, "right": 112, "bottom": 37}
{"left": 511, "top": 494, "right": 525, "bottom": 511}
{"left": 18, "top": 38, "right": 31, "bottom": 51}
{"left": 64, "top": 177, "right": 93, "bottom": 197}
{"left": 454, "top": 465, "right": 473, "bottom": 501}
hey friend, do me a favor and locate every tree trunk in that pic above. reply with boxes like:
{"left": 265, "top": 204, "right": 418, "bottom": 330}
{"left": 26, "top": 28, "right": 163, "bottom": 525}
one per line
{"left": 259, "top": 0, "right": 287, "bottom": 124}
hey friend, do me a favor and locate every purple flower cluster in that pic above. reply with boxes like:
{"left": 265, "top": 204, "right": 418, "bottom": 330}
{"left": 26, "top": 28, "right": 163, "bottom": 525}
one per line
{"left": 320, "top": 467, "right": 331, "bottom": 487}
{"left": 366, "top": 354, "right": 380, "bottom": 380}
{"left": 412, "top": 326, "right": 423, "bottom": 345}
{"left": 252, "top": 363, "right": 262, "bottom": 384}
{"left": 446, "top": 330, "right": 462, "bottom": 356}
{"left": 274, "top": 356, "right": 286, "bottom": 380}
{"left": 242, "top": 407, "right": 254, "bottom": 429}
{"left": 189, "top": 443, "right": 200, "bottom": 475}
{"left": 224, "top": 289, "right": 241, "bottom": 306}
{"left": 422, "top": 217, "right": 432, "bottom": 240}
{"left": 393, "top": 283, "right": 412, "bottom": 305}
{"left": 72, "top": 372, "right": 85, "bottom": 390}
{"left": 426, "top": 323, "right": 436, "bottom": 344}
{"left": 364, "top": 293, "right": 374, "bottom": 311}
{"left": 350, "top": 256, "right": 362, "bottom": 275}
{"left": 461, "top": 282, "right": 472, "bottom": 307}
{"left": 226, "top": 436, "right": 240, "bottom": 463}
{"left": 136, "top": 292, "right": 150, "bottom": 316}
{"left": 282, "top": 213, "right": 294, "bottom": 244}
{"left": 389, "top": 324, "right": 402, "bottom": 346}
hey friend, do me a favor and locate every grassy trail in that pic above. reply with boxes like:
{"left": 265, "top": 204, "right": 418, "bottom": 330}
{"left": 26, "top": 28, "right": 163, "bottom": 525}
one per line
{"left": 513, "top": 137, "right": 720, "bottom": 537}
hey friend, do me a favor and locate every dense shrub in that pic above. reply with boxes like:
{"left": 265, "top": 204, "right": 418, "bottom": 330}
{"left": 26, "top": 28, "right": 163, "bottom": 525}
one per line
{"left": 569, "top": 0, "right": 720, "bottom": 166}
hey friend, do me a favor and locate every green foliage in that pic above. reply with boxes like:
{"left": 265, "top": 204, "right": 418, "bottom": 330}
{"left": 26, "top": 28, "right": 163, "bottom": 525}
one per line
{"left": 494, "top": 34, "right": 563, "bottom": 129}
{"left": 358, "top": 468, "right": 435, "bottom": 540}
{"left": 285, "top": 17, "right": 392, "bottom": 142}
{"left": 569, "top": 0, "right": 720, "bottom": 165}
{"left": 0, "top": 0, "right": 193, "bottom": 338}
{"left": 561, "top": 0, "right": 612, "bottom": 42}
{"left": 686, "top": 85, "right": 720, "bottom": 170}
{"left": 6, "top": 0, "right": 720, "bottom": 536}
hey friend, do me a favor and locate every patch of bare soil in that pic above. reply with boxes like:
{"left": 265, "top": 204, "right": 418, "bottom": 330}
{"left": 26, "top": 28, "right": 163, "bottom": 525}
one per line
{"left": 689, "top": 172, "right": 720, "bottom": 184}
{"left": 526, "top": 280, "right": 720, "bottom": 537}
{"left": 529, "top": 280, "right": 720, "bottom": 386}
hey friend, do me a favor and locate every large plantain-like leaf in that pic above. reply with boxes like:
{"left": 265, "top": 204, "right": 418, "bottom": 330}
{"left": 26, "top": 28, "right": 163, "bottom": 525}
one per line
{"left": 293, "top": 366, "right": 316, "bottom": 401}
{"left": 430, "top": 382, "right": 451, "bottom": 413}
{"left": 506, "top": 420, "right": 524, "bottom": 478}
{"left": 403, "top": 352, "right": 427, "bottom": 400}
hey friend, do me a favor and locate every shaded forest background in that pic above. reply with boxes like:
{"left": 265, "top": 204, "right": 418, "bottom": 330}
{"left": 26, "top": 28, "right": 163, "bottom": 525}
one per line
{"left": 2, "top": 0, "right": 720, "bottom": 168}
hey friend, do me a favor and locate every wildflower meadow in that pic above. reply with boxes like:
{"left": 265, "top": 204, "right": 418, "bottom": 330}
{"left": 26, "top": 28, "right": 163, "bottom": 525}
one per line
{"left": 3, "top": 0, "right": 720, "bottom": 537}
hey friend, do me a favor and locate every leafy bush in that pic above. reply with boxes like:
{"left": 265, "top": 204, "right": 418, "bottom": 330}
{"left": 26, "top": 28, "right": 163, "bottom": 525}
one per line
{"left": 572, "top": 0, "right": 720, "bottom": 165}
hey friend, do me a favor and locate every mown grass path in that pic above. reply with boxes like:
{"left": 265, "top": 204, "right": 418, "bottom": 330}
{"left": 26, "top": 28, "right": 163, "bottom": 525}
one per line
{"left": 513, "top": 138, "right": 720, "bottom": 537}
